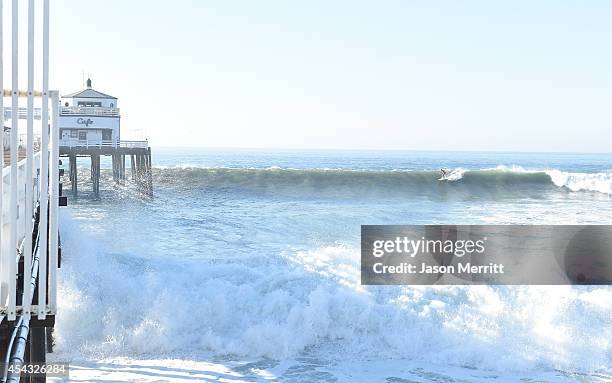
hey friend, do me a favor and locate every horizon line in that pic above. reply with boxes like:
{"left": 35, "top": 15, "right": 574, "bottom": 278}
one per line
{"left": 147, "top": 145, "right": 612, "bottom": 156}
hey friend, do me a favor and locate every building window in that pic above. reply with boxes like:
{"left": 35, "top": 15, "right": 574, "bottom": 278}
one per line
{"left": 78, "top": 131, "right": 87, "bottom": 140}
{"left": 78, "top": 101, "right": 102, "bottom": 107}
{"left": 70, "top": 130, "right": 78, "bottom": 138}
{"left": 110, "top": 103, "right": 114, "bottom": 108}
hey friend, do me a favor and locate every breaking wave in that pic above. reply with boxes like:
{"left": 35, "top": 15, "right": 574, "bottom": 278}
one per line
{"left": 55, "top": 212, "right": 612, "bottom": 374}
{"left": 153, "top": 166, "right": 612, "bottom": 197}
{"left": 55, "top": 156, "right": 612, "bottom": 378}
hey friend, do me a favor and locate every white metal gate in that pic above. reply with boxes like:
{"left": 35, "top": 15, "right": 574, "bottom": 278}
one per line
{"left": 0, "top": 0, "right": 59, "bottom": 324}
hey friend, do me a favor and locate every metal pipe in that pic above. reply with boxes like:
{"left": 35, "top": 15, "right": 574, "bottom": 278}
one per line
{"left": 49, "top": 91, "right": 59, "bottom": 314}
{"left": 1, "top": 317, "right": 22, "bottom": 380}
{"left": 0, "top": 0, "right": 4, "bottom": 315}
{"left": 23, "top": 0, "right": 36, "bottom": 318}
{"left": 38, "top": 0, "right": 50, "bottom": 320}
{"left": 9, "top": 0, "right": 19, "bottom": 322}
{"left": 5, "top": 318, "right": 29, "bottom": 383}
{"left": 3, "top": 229, "right": 41, "bottom": 383}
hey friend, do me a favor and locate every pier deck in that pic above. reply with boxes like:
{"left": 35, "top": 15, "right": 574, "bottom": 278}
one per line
{"left": 2, "top": 147, "right": 27, "bottom": 166}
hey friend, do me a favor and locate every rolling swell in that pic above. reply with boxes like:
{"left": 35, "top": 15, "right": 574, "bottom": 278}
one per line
{"left": 152, "top": 167, "right": 610, "bottom": 199}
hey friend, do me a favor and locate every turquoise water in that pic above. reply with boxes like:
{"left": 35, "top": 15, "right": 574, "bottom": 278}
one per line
{"left": 56, "top": 149, "right": 612, "bottom": 381}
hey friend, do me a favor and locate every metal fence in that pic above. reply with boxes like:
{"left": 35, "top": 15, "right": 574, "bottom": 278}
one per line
{"left": 0, "top": 0, "right": 58, "bottom": 326}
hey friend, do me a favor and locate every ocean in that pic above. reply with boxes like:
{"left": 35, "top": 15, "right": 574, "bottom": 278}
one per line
{"left": 51, "top": 149, "right": 612, "bottom": 382}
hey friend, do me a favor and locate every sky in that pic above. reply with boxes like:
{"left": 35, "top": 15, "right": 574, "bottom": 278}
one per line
{"left": 17, "top": 1, "right": 612, "bottom": 150}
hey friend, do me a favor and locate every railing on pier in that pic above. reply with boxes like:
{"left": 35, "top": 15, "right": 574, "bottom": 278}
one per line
{"left": 1, "top": 0, "right": 59, "bottom": 381}
{"left": 3, "top": 132, "right": 41, "bottom": 153}
{"left": 60, "top": 106, "right": 120, "bottom": 117}
{"left": 59, "top": 139, "right": 149, "bottom": 149}
{"left": 3, "top": 107, "right": 42, "bottom": 120}
{"left": 119, "top": 140, "right": 149, "bottom": 149}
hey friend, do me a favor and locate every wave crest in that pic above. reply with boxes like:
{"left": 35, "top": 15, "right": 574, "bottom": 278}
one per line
{"left": 546, "top": 170, "right": 612, "bottom": 194}
{"left": 154, "top": 166, "right": 612, "bottom": 196}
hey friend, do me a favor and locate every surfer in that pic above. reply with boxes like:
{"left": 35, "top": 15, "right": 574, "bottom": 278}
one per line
{"left": 440, "top": 168, "right": 449, "bottom": 179}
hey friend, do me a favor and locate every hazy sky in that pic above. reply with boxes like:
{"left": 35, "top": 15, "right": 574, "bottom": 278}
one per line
{"left": 47, "top": 1, "right": 612, "bottom": 151}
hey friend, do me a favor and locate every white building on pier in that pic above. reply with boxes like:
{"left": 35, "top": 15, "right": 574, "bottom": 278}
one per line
{"left": 59, "top": 78, "right": 120, "bottom": 147}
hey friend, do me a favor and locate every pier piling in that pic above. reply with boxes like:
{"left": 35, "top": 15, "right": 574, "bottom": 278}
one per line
{"left": 121, "top": 155, "right": 126, "bottom": 181}
{"left": 29, "top": 327, "right": 47, "bottom": 383}
{"left": 60, "top": 147, "right": 152, "bottom": 198}
{"left": 69, "top": 155, "right": 77, "bottom": 195}
{"left": 111, "top": 154, "right": 118, "bottom": 183}
{"left": 130, "top": 155, "right": 136, "bottom": 180}
{"left": 131, "top": 152, "right": 154, "bottom": 196}
{"left": 147, "top": 148, "right": 153, "bottom": 196}
{"left": 91, "top": 154, "right": 100, "bottom": 198}
{"left": 134, "top": 154, "right": 141, "bottom": 192}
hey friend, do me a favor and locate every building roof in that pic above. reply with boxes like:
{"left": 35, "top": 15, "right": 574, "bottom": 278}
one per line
{"left": 62, "top": 78, "right": 117, "bottom": 99}
{"left": 62, "top": 88, "right": 117, "bottom": 99}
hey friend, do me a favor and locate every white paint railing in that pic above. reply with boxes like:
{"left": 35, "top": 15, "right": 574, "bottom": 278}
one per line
{"left": 60, "top": 139, "right": 148, "bottom": 149}
{"left": 3, "top": 107, "right": 42, "bottom": 120}
{"left": 119, "top": 140, "right": 149, "bottom": 149}
{"left": 60, "top": 106, "right": 120, "bottom": 117}
{"left": 0, "top": 0, "right": 57, "bottom": 322}
{"left": 60, "top": 138, "right": 117, "bottom": 148}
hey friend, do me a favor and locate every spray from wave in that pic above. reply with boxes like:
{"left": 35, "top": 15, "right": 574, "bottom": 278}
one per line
{"left": 546, "top": 169, "right": 612, "bottom": 194}
{"left": 55, "top": 211, "right": 612, "bottom": 374}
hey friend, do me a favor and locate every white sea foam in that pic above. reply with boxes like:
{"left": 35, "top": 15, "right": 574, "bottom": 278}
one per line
{"left": 489, "top": 165, "right": 612, "bottom": 194}
{"left": 55, "top": 211, "right": 612, "bottom": 375}
{"left": 546, "top": 169, "right": 612, "bottom": 194}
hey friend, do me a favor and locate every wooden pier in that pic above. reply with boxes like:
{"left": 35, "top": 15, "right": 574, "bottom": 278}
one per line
{"left": 56, "top": 75, "right": 152, "bottom": 197}
{"left": 61, "top": 144, "right": 153, "bottom": 197}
